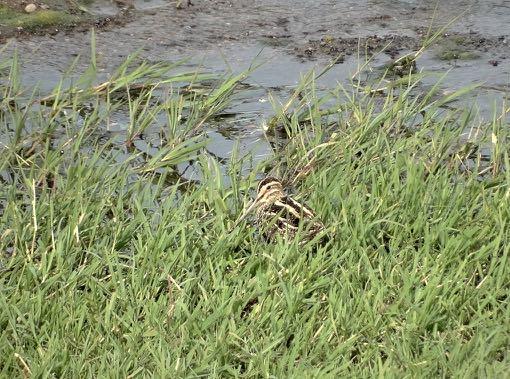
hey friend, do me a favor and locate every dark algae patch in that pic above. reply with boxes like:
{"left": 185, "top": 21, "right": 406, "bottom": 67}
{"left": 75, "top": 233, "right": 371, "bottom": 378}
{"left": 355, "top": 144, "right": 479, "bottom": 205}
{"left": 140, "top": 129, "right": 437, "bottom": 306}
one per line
{"left": 294, "top": 34, "right": 419, "bottom": 61}
{"left": 384, "top": 55, "right": 418, "bottom": 77}
{"left": 294, "top": 31, "right": 508, "bottom": 63}
{"left": 434, "top": 34, "right": 485, "bottom": 61}
{"left": 0, "top": 0, "right": 130, "bottom": 40}
{"left": 436, "top": 47, "right": 480, "bottom": 61}
{"left": 0, "top": 6, "right": 78, "bottom": 30}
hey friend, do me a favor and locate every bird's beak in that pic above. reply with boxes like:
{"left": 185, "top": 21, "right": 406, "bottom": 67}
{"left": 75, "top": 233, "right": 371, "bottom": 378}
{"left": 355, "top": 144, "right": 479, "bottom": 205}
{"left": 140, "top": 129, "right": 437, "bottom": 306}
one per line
{"left": 231, "top": 199, "right": 258, "bottom": 230}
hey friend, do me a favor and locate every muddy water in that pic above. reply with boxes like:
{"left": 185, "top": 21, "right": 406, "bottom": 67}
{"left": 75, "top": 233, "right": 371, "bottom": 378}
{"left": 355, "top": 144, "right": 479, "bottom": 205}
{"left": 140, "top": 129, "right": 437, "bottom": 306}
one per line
{"left": 2, "top": 0, "right": 510, "bottom": 179}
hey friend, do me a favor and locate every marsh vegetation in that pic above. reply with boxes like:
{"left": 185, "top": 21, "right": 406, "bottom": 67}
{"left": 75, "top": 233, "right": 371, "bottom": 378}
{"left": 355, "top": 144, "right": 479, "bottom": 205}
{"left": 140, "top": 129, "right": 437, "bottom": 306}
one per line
{"left": 1, "top": 29, "right": 509, "bottom": 376}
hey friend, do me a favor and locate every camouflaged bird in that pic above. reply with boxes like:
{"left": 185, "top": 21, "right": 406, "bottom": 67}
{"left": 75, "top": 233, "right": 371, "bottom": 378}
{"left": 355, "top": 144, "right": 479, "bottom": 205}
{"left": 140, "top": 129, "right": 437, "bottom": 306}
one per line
{"left": 235, "top": 177, "right": 325, "bottom": 244}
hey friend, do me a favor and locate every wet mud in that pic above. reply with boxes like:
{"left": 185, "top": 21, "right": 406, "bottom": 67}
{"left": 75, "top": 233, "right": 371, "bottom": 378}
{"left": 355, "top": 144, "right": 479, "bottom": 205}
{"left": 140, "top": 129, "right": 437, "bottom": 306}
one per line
{"left": 4, "top": 1, "right": 509, "bottom": 64}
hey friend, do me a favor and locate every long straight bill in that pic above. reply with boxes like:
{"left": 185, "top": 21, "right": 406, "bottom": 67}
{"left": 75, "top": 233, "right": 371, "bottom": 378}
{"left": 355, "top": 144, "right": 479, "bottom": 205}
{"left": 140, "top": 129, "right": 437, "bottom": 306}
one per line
{"left": 231, "top": 199, "right": 258, "bottom": 230}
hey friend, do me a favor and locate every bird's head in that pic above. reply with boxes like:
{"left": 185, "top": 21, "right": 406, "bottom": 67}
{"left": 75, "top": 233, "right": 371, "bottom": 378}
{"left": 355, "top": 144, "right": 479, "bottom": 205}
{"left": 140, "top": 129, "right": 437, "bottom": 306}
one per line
{"left": 256, "top": 176, "right": 285, "bottom": 204}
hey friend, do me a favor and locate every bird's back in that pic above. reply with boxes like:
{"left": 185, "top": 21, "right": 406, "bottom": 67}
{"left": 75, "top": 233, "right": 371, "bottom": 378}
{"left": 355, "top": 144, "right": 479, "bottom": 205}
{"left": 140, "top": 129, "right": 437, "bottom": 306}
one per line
{"left": 256, "top": 195, "right": 325, "bottom": 243}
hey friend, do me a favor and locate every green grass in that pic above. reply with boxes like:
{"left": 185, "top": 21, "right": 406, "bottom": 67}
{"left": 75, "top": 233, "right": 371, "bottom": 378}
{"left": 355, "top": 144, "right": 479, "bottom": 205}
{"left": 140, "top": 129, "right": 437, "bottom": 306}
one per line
{"left": 0, "top": 5, "right": 78, "bottom": 32}
{"left": 0, "top": 47, "right": 509, "bottom": 377}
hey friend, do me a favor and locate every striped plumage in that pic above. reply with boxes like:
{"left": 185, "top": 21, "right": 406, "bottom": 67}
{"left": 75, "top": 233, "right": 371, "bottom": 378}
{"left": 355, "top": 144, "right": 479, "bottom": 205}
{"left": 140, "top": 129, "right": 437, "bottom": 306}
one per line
{"left": 237, "top": 177, "right": 325, "bottom": 243}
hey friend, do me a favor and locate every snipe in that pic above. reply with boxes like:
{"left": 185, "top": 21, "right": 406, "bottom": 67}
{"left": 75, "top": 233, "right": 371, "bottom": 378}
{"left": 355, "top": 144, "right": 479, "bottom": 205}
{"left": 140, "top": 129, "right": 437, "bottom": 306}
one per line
{"left": 235, "top": 177, "right": 325, "bottom": 244}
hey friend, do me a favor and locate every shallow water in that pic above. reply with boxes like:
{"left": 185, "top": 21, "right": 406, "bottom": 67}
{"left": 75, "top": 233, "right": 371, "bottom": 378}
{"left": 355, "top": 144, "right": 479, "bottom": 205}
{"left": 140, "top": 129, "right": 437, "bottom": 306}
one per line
{"left": 2, "top": 0, "right": 509, "bottom": 180}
